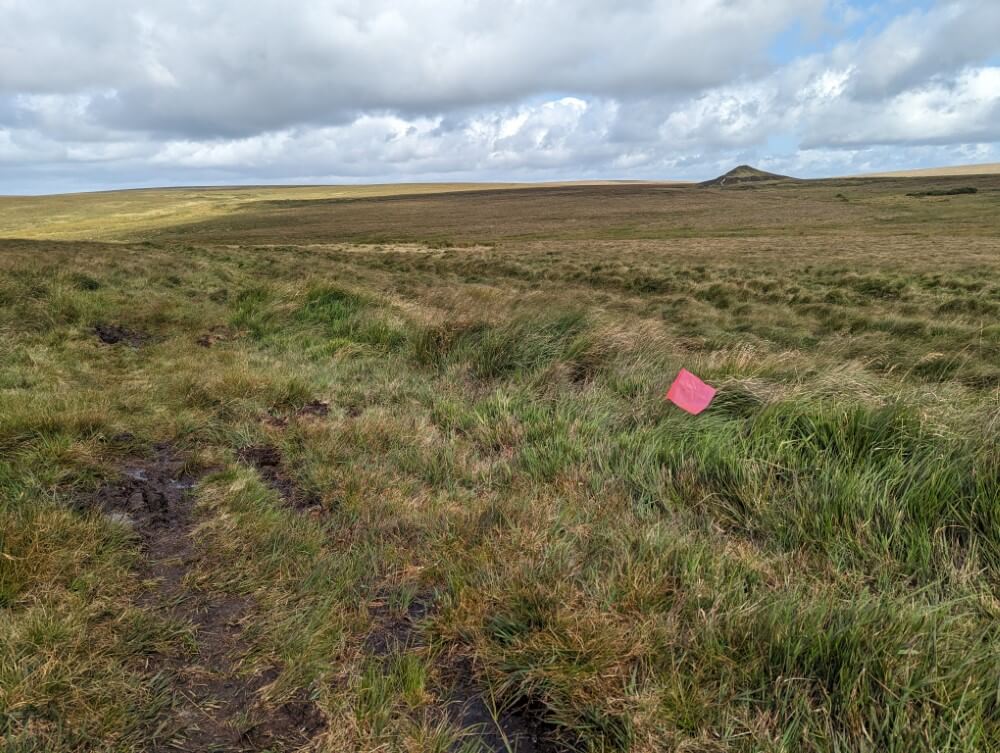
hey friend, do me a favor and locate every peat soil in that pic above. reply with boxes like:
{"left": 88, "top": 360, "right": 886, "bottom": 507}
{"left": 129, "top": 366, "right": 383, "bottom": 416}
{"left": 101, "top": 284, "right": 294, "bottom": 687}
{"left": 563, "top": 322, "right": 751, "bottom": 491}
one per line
{"left": 94, "top": 322, "right": 148, "bottom": 347}
{"left": 166, "top": 437, "right": 555, "bottom": 751}
{"left": 365, "top": 590, "right": 558, "bottom": 753}
{"left": 89, "top": 443, "right": 326, "bottom": 751}
{"left": 445, "top": 660, "right": 558, "bottom": 753}
{"left": 237, "top": 443, "right": 323, "bottom": 513}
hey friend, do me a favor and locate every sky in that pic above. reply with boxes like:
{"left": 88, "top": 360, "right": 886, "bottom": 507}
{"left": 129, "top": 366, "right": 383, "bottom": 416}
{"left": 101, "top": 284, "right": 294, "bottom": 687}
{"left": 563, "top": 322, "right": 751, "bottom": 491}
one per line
{"left": 2, "top": 0, "right": 999, "bottom": 194}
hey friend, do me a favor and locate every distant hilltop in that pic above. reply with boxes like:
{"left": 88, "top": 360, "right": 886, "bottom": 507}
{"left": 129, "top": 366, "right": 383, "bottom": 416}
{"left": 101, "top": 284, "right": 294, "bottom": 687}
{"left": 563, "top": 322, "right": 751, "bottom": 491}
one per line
{"left": 700, "top": 165, "right": 792, "bottom": 187}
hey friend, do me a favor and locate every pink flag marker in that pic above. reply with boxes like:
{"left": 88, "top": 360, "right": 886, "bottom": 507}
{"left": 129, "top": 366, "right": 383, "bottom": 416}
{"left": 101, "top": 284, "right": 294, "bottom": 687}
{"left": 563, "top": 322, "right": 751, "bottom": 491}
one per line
{"left": 666, "top": 368, "right": 717, "bottom": 415}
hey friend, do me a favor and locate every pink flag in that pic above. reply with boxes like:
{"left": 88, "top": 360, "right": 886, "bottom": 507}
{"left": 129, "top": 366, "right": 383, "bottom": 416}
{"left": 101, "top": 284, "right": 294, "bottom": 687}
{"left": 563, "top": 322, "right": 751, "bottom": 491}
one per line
{"left": 666, "top": 369, "right": 717, "bottom": 415}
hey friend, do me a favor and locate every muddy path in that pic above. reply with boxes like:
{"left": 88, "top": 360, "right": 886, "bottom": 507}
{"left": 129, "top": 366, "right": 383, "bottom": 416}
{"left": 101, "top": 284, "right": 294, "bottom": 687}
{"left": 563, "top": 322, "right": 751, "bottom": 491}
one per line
{"left": 94, "top": 442, "right": 552, "bottom": 751}
{"left": 91, "top": 444, "right": 326, "bottom": 751}
{"left": 445, "top": 663, "right": 555, "bottom": 753}
{"left": 364, "top": 589, "right": 558, "bottom": 753}
{"left": 237, "top": 443, "right": 323, "bottom": 513}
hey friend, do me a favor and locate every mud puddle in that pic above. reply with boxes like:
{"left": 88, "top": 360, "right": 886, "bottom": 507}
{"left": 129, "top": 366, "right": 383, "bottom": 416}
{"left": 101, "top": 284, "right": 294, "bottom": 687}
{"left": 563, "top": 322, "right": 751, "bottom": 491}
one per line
{"left": 362, "top": 588, "right": 556, "bottom": 752}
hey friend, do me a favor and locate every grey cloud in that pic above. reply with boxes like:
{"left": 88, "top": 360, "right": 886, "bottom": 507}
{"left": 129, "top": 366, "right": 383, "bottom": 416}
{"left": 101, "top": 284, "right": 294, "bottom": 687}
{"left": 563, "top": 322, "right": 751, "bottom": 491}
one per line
{"left": 797, "top": 65, "right": 1000, "bottom": 149}
{"left": 1, "top": 0, "right": 1000, "bottom": 193}
{"left": 840, "top": 0, "right": 1000, "bottom": 99}
{"left": 2, "top": 0, "right": 821, "bottom": 137}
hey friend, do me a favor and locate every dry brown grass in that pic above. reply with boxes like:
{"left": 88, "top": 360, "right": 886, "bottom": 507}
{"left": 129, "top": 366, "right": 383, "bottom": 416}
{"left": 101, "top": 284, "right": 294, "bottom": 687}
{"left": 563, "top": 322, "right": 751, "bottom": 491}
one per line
{"left": 858, "top": 162, "right": 1000, "bottom": 178}
{"left": 142, "top": 174, "right": 1000, "bottom": 245}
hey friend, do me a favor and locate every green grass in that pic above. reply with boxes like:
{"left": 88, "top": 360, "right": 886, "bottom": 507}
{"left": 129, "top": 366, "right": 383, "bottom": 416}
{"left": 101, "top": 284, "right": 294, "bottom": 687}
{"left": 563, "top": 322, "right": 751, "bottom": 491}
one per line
{"left": 1, "top": 177, "right": 999, "bottom": 752}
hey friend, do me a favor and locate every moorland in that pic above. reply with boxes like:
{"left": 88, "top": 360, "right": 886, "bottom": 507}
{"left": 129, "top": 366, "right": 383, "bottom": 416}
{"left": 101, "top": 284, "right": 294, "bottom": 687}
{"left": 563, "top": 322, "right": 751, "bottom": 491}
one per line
{"left": 2, "top": 171, "right": 999, "bottom": 752}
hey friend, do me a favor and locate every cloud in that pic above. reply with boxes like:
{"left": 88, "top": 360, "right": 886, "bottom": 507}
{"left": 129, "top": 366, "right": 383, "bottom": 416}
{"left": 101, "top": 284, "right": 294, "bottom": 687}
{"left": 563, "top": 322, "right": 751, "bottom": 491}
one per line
{"left": 800, "top": 66, "right": 1000, "bottom": 147}
{"left": 2, "top": 0, "right": 821, "bottom": 136}
{"left": 838, "top": 0, "right": 1000, "bottom": 99}
{"left": 146, "top": 97, "right": 620, "bottom": 176}
{"left": 1, "top": 0, "right": 999, "bottom": 192}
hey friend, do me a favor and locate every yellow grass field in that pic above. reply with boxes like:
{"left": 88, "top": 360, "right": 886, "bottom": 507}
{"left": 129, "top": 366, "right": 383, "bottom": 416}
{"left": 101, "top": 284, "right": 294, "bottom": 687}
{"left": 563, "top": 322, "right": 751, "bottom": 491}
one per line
{"left": 858, "top": 162, "right": 1000, "bottom": 178}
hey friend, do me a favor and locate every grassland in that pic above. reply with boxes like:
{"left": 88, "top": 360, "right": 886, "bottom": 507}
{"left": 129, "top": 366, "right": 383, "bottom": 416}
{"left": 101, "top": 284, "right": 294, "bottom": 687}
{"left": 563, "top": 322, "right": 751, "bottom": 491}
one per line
{"left": 1, "top": 173, "right": 999, "bottom": 752}
{"left": 0, "top": 182, "right": 660, "bottom": 243}
{"left": 0, "top": 184, "right": 534, "bottom": 242}
{"left": 860, "top": 162, "right": 1000, "bottom": 178}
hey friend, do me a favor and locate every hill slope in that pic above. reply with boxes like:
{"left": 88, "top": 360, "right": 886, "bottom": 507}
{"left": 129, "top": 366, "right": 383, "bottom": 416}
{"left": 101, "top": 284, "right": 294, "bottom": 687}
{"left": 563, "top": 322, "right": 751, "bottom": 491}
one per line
{"left": 700, "top": 164, "right": 792, "bottom": 187}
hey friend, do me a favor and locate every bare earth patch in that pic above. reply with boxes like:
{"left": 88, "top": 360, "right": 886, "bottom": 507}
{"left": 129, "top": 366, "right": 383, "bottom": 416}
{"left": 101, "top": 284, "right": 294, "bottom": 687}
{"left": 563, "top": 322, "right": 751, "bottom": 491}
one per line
{"left": 237, "top": 443, "right": 323, "bottom": 513}
{"left": 88, "top": 444, "right": 327, "bottom": 751}
{"left": 446, "top": 661, "right": 559, "bottom": 753}
{"left": 365, "top": 590, "right": 559, "bottom": 752}
{"left": 94, "top": 322, "right": 148, "bottom": 347}
{"left": 261, "top": 401, "right": 331, "bottom": 429}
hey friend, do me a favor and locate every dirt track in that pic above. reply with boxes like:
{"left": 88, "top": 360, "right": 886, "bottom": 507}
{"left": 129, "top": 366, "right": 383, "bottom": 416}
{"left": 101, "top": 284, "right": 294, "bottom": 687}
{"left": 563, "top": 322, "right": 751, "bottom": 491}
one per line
{"left": 91, "top": 445, "right": 326, "bottom": 751}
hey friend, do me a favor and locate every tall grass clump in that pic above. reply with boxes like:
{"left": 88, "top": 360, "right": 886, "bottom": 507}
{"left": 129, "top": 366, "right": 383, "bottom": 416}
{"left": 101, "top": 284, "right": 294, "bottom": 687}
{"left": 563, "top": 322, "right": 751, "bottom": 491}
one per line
{"left": 601, "top": 394, "right": 999, "bottom": 583}
{"left": 413, "top": 309, "right": 597, "bottom": 380}
{"left": 230, "top": 286, "right": 275, "bottom": 339}
{"left": 297, "top": 284, "right": 407, "bottom": 350}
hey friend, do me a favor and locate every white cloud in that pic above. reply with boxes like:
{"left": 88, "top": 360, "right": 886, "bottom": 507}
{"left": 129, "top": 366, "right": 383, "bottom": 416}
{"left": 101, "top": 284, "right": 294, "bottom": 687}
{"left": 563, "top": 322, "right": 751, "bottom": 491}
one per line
{"left": 800, "top": 66, "right": 1000, "bottom": 147}
{"left": 835, "top": 0, "right": 1000, "bottom": 99}
{"left": 1, "top": 0, "right": 999, "bottom": 192}
{"left": 1, "top": 0, "right": 822, "bottom": 135}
